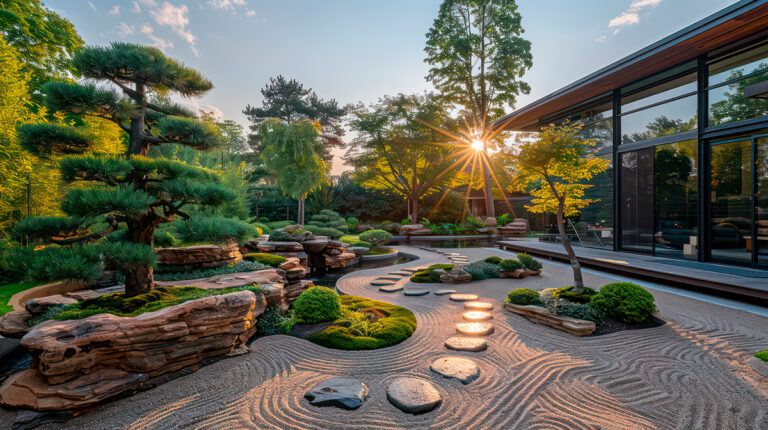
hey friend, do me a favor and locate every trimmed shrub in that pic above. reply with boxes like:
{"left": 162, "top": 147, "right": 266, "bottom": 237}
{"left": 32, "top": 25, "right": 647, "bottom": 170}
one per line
{"left": 553, "top": 286, "right": 597, "bottom": 304}
{"left": 258, "top": 217, "right": 270, "bottom": 223}
{"left": 541, "top": 288, "right": 603, "bottom": 323}
{"left": 347, "top": 217, "right": 359, "bottom": 231}
{"left": 427, "top": 263, "right": 454, "bottom": 271}
{"left": 462, "top": 261, "right": 501, "bottom": 280}
{"left": 517, "top": 253, "right": 543, "bottom": 271}
{"left": 243, "top": 253, "right": 287, "bottom": 267}
{"left": 755, "top": 351, "right": 768, "bottom": 363}
{"left": 507, "top": 288, "right": 542, "bottom": 306}
{"left": 268, "top": 230, "right": 294, "bottom": 242}
{"left": 500, "top": 259, "right": 524, "bottom": 271}
{"left": 339, "top": 235, "right": 372, "bottom": 248}
{"left": 303, "top": 225, "right": 344, "bottom": 239}
{"left": 308, "top": 295, "right": 416, "bottom": 350}
{"left": 251, "top": 221, "right": 272, "bottom": 234}
{"left": 590, "top": 282, "right": 657, "bottom": 324}
{"left": 359, "top": 229, "right": 392, "bottom": 247}
{"left": 293, "top": 286, "right": 342, "bottom": 323}
{"left": 410, "top": 269, "right": 443, "bottom": 283}
{"left": 267, "top": 220, "right": 293, "bottom": 230}
{"left": 484, "top": 256, "right": 502, "bottom": 264}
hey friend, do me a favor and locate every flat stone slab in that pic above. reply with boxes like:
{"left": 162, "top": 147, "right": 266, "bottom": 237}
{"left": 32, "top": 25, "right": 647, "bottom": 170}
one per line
{"left": 503, "top": 303, "right": 596, "bottom": 336}
{"left": 449, "top": 294, "right": 479, "bottom": 302}
{"left": 371, "top": 280, "right": 396, "bottom": 286}
{"left": 378, "top": 276, "right": 403, "bottom": 281}
{"left": 404, "top": 289, "right": 430, "bottom": 296}
{"left": 430, "top": 357, "right": 480, "bottom": 384}
{"left": 456, "top": 322, "right": 494, "bottom": 336}
{"left": 464, "top": 301, "right": 493, "bottom": 311}
{"left": 304, "top": 377, "right": 369, "bottom": 410}
{"left": 379, "top": 285, "right": 404, "bottom": 293}
{"left": 386, "top": 377, "right": 442, "bottom": 414}
{"left": 388, "top": 271, "right": 411, "bottom": 276}
{"left": 747, "top": 356, "right": 768, "bottom": 378}
{"left": 434, "top": 289, "right": 456, "bottom": 296}
{"left": 462, "top": 311, "right": 493, "bottom": 321}
{"left": 444, "top": 336, "right": 487, "bottom": 352}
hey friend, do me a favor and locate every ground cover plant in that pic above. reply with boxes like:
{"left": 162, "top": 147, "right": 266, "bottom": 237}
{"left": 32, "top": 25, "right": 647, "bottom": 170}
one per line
{"left": 308, "top": 295, "right": 416, "bottom": 350}
{"left": 755, "top": 351, "right": 768, "bottom": 363}
{"left": 243, "top": 253, "right": 287, "bottom": 267}
{"left": 409, "top": 263, "right": 454, "bottom": 283}
{"left": 292, "top": 286, "right": 342, "bottom": 323}
{"left": 146, "top": 260, "right": 271, "bottom": 282}
{"left": 506, "top": 288, "right": 542, "bottom": 306}
{"left": 0, "top": 281, "right": 41, "bottom": 316}
{"left": 338, "top": 235, "right": 372, "bottom": 248}
{"left": 254, "top": 306, "right": 297, "bottom": 336}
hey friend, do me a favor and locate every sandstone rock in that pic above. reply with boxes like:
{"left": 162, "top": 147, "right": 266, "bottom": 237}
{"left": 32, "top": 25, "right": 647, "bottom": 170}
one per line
{"left": 155, "top": 242, "right": 242, "bottom": 272}
{"left": 479, "top": 216, "right": 498, "bottom": 227}
{"left": 0, "top": 290, "right": 265, "bottom": 411}
{"left": 25, "top": 295, "right": 78, "bottom": 315}
{"left": 277, "top": 257, "right": 301, "bottom": 271}
{"left": 398, "top": 224, "right": 433, "bottom": 236}
{"left": 0, "top": 310, "right": 33, "bottom": 338}
{"left": 156, "top": 269, "right": 284, "bottom": 290}
{"left": 747, "top": 356, "right": 768, "bottom": 378}
{"left": 324, "top": 247, "right": 342, "bottom": 256}
{"left": 430, "top": 357, "right": 480, "bottom": 384}
{"left": 456, "top": 322, "right": 494, "bottom": 336}
{"left": 440, "top": 266, "right": 473, "bottom": 284}
{"left": 325, "top": 252, "right": 356, "bottom": 269}
{"left": 503, "top": 303, "right": 595, "bottom": 336}
{"left": 301, "top": 239, "right": 330, "bottom": 253}
{"left": 325, "top": 240, "right": 347, "bottom": 249}
{"left": 257, "top": 241, "right": 304, "bottom": 252}
{"left": 304, "top": 377, "right": 369, "bottom": 410}
{"left": 62, "top": 289, "right": 104, "bottom": 301}
{"left": 386, "top": 377, "right": 441, "bottom": 414}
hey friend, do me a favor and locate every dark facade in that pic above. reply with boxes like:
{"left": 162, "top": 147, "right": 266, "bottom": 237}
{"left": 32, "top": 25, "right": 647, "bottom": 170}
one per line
{"left": 495, "top": 0, "right": 768, "bottom": 269}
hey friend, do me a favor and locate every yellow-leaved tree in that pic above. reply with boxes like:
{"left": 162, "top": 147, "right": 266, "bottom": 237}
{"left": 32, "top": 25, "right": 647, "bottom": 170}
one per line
{"left": 510, "top": 122, "right": 609, "bottom": 291}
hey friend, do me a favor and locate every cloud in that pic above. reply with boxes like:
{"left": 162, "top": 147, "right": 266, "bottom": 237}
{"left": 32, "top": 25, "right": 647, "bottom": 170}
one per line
{"left": 131, "top": 2, "right": 142, "bottom": 13}
{"left": 246, "top": 9, "right": 255, "bottom": 17}
{"left": 141, "top": 24, "right": 174, "bottom": 50}
{"left": 116, "top": 22, "right": 135, "bottom": 37}
{"left": 88, "top": 1, "right": 97, "bottom": 12}
{"left": 609, "top": 0, "right": 663, "bottom": 28}
{"left": 208, "top": 0, "right": 246, "bottom": 10}
{"left": 110, "top": 5, "right": 120, "bottom": 15}
{"left": 596, "top": 35, "right": 607, "bottom": 43}
{"left": 150, "top": 2, "right": 198, "bottom": 56}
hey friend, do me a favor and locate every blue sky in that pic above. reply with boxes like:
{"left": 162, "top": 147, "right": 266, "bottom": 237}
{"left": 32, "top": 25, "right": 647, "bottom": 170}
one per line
{"left": 48, "top": 0, "right": 737, "bottom": 172}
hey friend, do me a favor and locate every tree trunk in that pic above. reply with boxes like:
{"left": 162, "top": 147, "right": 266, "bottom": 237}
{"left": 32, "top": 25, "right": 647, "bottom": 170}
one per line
{"left": 124, "top": 217, "right": 157, "bottom": 298}
{"left": 410, "top": 196, "right": 419, "bottom": 225}
{"left": 297, "top": 196, "right": 305, "bottom": 225}
{"left": 556, "top": 207, "right": 585, "bottom": 291}
{"left": 482, "top": 161, "right": 495, "bottom": 218}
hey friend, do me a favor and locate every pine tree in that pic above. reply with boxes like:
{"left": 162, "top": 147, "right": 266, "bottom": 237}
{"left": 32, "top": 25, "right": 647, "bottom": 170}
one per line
{"left": 14, "top": 43, "right": 231, "bottom": 297}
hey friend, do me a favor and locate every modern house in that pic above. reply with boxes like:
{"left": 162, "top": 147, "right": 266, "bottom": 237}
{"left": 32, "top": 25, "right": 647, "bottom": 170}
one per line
{"left": 494, "top": 0, "right": 768, "bottom": 270}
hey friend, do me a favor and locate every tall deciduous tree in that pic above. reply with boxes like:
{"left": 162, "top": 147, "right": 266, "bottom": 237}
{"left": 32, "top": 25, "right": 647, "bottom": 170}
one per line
{"left": 259, "top": 118, "right": 327, "bottom": 225}
{"left": 347, "top": 94, "right": 459, "bottom": 224}
{"left": 509, "top": 122, "right": 609, "bottom": 291}
{"left": 14, "top": 43, "right": 231, "bottom": 297}
{"left": 424, "top": 0, "right": 532, "bottom": 217}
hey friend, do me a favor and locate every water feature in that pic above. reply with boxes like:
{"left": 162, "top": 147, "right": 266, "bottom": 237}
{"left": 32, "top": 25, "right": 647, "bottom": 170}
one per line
{"left": 391, "top": 236, "right": 498, "bottom": 248}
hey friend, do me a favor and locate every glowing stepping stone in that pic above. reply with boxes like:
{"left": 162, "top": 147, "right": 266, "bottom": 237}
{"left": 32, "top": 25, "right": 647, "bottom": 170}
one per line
{"left": 444, "top": 336, "right": 487, "bottom": 352}
{"left": 464, "top": 301, "right": 493, "bottom": 311}
{"left": 462, "top": 311, "right": 493, "bottom": 321}
{"left": 449, "top": 294, "right": 479, "bottom": 302}
{"left": 434, "top": 289, "right": 456, "bottom": 296}
{"left": 456, "top": 322, "right": 494, "bottom": 336}
{"left": 404, "top": 289, "right": 429, "bottom": 296}
{"left": 379, "top": 285, "right": 403, "bottom": 292}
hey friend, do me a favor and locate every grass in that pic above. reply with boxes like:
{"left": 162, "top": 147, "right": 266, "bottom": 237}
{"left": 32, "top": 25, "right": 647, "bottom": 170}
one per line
{"left": 29, "top": 284, "right": 260, "bottom": 325}
{"left": 308, "top": 295, "right": 416, "bottom": 350}
{"left": 363, "top": 247, "right": 396, "bottom": 256}
{"left": 0, "top": 281, "right": 41, "bottom": 316}
{"left": 754, "top": 350, "right": 768, "bottom": 363}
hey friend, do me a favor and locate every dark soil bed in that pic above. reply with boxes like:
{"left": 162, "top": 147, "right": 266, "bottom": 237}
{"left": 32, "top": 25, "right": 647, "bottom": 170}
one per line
{"left": 591, "top": 316, "right": 666, "bottom": 336}
{"left": 289, "top": 321, "right": 335, "bottom": 339}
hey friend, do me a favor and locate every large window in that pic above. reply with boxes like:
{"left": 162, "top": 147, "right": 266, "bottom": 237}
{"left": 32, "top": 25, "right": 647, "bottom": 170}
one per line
{"left": 710, "top": 138, "right": 752, "bottom": 263}
{"left": 621, "top": 70, "right": 698, "bottom": 144}
{"left": 575, "top": 155, "right": 614, "bottom": 248}
{"left": 620, "top": 148, "right": 654, "bottom": 253}
{"left": 554, "top": 99, "right": 613, "bottom": 154}
{"left": 654, "top": 140, "right": 698, "bottom": 259}
{"left": 708, "top": 42, "right": 768, "bottom": 127}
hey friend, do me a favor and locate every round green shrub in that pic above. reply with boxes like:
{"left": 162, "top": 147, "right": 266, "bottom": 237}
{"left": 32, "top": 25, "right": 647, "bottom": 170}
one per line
{"left": 293, "top": 286, "right": 342, "bottom": 323}
{"left": 517, "top": 252, "right": 543, "bottom": 271}
{"left": 268, "top": 230, "right": 294, "bottom": 242}
{"left": 258, "top": 217, "right": 270, "bottom": 223}
{"left": 410, "top": 269, "right": 443, "bottom": 283}
{"left": 507, "top": 288, "right": 542, "bottom": 306}
{"left": 359, "top": 229, "right": 392, "bottom": 247}
{"left": 589, "top": 282, "right": 657, "bottom": 324}
{"left": 499, "top": 259, "right": 523, "bottom": 271}
{"left": 243, "top": 253, "right": 287, "bottom": 267}
{"left": 303, "top": 225, "right": 345, "bottom": 239}
{"left": 553, "top": 286, "right": 597, "bottom": 304}
{"left": 484, "top": 256, "right": 502, "bottom": 264}
{"left": 347, "top": 217, "right": 359, "bottom": 228}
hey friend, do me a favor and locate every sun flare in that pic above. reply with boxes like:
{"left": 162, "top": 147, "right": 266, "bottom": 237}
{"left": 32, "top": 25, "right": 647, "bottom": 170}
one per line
{"left": 471, "top": 139, "right": 484, "bottom": 151}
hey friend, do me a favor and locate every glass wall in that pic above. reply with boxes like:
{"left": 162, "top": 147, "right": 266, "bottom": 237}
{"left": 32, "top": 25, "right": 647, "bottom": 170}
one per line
{"left": 654, "top": 140, "right": 698, "bottom": 259}
{"left": 758, "top": 137, "right": 768, "bottom": 265}
{"left": 708, "top": 42, "right": 768, "bottom": 126}
{"left": 710, "top": 138, "right": 752, "bottom": 263}
{"left": 575, "top": 155, "right": 614, "bottom": 248}
{"left": 620, "top": 148, "right": 654, "bottom": 253}
{"left": 556, "top": 99, "right": 613, "bottom": 154}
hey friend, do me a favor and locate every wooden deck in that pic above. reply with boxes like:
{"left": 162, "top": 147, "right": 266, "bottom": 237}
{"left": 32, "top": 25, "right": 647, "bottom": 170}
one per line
{"left": 498, "top": 240, "right": 768, "bottom": 301}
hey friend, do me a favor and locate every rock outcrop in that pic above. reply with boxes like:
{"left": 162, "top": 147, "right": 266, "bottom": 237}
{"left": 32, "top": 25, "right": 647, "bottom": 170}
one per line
{"left": 250, "top": 239, "right": 356, "bottom": 274}
{"left": 499, "top": 218, "right": 531, "bottom": 237}
{"left": 0, "top": 290, "right": 265, "bottom": 411}
{"left": 0, "top": 310, "right": 34, "bottom": 338}
{"left": 440, "top": 266, "right": 473, "bottom": 284}
{"left": 155, "top": 241, "right": 242, "bottom": 272}
{"left": 399, "top": 224, "right": 433, "bottom": 236}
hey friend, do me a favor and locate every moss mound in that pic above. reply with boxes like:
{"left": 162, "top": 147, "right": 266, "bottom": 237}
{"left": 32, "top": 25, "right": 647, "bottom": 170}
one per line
{"left": 243, "top": 252, "right": 287, "bottom": 267}
{"left": 293, "top": 286, "right": 342, "bottom": 323}
{"left": 552, "top": 286, "right": 597, "bottom": 304}
{"left": 308, "top": 295, "right": 416, "bottom": 350}
{"left": 507, "top": 288, "right": 542, "bottom": 306}
{"left": 755, "top": 351, "right": 768, "bottom": 363}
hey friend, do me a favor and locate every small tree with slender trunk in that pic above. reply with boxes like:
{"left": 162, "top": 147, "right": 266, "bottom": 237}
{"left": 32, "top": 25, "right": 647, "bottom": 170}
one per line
{"left": 510, "top": 122, "right": 609, "bottom": 292}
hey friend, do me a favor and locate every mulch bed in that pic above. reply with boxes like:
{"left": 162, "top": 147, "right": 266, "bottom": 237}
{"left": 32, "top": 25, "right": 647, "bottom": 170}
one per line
{"left": 591, "top": 316, "right": 666, "bottom": 336}
{"left": 289, "top": 321, "right": 334, "bottom": 339}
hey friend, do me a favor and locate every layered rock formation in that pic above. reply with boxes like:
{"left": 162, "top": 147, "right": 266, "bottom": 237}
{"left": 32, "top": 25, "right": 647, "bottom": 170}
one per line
{"left": 399, "top": 224, "right": 433, "bottom": 236}
{"left": 155, "top": 241, "right": 242, "bottom": 272}
{"left": 499, "top": 218, "right": 531, "bottom": 237}
{"left": 247, "top": 238, "right": 356, "bottom": 274}
{"left": 0, "top": 290, "right": 265, "bottom": 411}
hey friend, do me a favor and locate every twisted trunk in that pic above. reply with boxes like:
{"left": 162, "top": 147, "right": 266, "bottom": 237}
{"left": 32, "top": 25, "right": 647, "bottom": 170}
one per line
{"left": 123, "top": 216, "right": 158, "bottom": 297}
{"left": 556, "top": 204, "right": 584, "bottom": 292}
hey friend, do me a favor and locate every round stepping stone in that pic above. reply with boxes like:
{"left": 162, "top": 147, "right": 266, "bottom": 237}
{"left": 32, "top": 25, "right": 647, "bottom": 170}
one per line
{"left": 371, "top": 280, "right": 396, "bottom": 286}
{"left": 388, "top": 271, "right": 410, "bottom": 276}
{"left": 379, "top": 285, "right": 404, "bottom": 292}
{"left": 444, "top": 336, "right": 487, "bottom": 352}
{"left": 378, "top": 276, "right": 402, "bottom": 281}
{"left": 386, "top": 377, "right": 442, "bottom": 414}
{"left": 449, "top": 294, "right": 479, "bottom": 302}
{"left": 462, "top": 311, "right": 493, "bottom": 321}
{"left": 445, "top": 253, "right": 461, "bottom": 256}
{"left": 404, "top": 289, "right": 429, "bottom": 296}
{"left": 433, "top": 289, "right": 456, "bottom": 296}
{"left": 464, "top": 301, "right": 493, "bottom": 311}
{"left": 456, "top": 322, "right": 494, "bottom": 336}
{"left": 430, "top": 357, "right": 480, "bottom": 384}
{"left": 304, "top": 377, "right": 369, "bottom": 410}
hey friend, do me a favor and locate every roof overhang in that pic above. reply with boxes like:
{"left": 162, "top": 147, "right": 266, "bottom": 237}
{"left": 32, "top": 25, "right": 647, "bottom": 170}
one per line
{"left": 493, "top": 0, "right": 768, "bottom": 132}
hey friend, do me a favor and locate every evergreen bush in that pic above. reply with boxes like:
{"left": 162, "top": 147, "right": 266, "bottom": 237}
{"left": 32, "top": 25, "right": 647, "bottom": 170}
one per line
{"left": 589, "top": 282, "right": 657, "bottom": 324}
{"left": 507, "top": 288, "right": 542, "bottom": 305}
{"left": 358, "top": 229, "right": 392, "bottom": 247}
{"left": 517, "top": 253, "right": 543, "bottom": 271}
{"left": 292, "top": 286, "right": 342, "bottom": 323}
{"left": 484, "top": 256, "right": 502, "bottom": 264}
{"left": 499, "top": 259, "right": 524, "bottom": 271}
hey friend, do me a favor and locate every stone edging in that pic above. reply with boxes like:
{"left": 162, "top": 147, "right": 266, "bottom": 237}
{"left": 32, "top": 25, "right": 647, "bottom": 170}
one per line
{"left": 8, "top": 280, "right": 89, "bottom": 312}
{"left": 747, "top": 356, "right": 768, "bottom": 378}
{"left": 361, "top": 250, "right": 399, "bottom": 261}
{"left": 503, "top": 302, "right": 596, "bottom": 336}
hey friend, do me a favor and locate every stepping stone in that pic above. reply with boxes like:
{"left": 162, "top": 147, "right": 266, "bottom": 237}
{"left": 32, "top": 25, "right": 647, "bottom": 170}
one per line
{"left": 433, "top": 289, "right": 456, "bottom": 296}
{"left": 462, "top": 311, "right": 493, "bottom": 321}
{"left": 404, "top": 289, "right": 429, "bottom": 296}
{"left": 371, "top": 280, "right": 396, "bottom": 286}
{"left": 304, "top": 377, "right": 369, "bottom": 410}
{"left": 380, "top": 285, "right": 404, "bottom": 293}
{"left": 456, "top": 322, "right": 494, "bottom": 336}
{"left": 388, "top": 271, "right": 410, "bottom": 276}
{"left": 430, "top": 357, "right": 480, "bottom": 384}
{"left": 445, "top": 253, "right": 461, "bottom": 256}
{"left": 444, "top": 336, "right": 487, "bottom": 352}
{"left": 449, "top": 294, "right": 479, "bottom": 302}
{"left": 378, "top": 276, "right": 402, "bottom": 281}
{"left": 402, "top": 268, "right": 420, "bottom": 273}
{"left": 464, "top": 301, "right": 493, "bottom": 311}
{"left": 386, "top": 377, "right": 442, "bottom": 414}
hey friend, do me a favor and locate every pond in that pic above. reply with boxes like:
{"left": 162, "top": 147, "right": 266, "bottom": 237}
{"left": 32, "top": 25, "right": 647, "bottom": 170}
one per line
{"left": 309, "top": 253, "right": 415, "bottom": 287}
{"left": 390, "top": 236, "right": 498, "bottom": 248}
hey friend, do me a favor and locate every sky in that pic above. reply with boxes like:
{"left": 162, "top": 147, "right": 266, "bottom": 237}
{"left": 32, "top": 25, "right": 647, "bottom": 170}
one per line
{"left": 47, "top": 0, "right": 739, "bottom": 173}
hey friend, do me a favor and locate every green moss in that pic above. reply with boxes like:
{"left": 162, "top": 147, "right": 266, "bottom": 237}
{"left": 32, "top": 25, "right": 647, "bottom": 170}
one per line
{"left": 410, "top": 269, "right": 443, "bottom": 283}
{"left": 755, "top": 351, "right": 768, "bottom": 363}
{"left": 243, "top": 253, "right": 287, "bottom": 267}
{"left": 363, "top": 247, "right": 396, "bottom": 256}
{"left": 553, "top": 286, "right": 597, "bottom": 304}
{"left": 308, "top": 295, "right": 416, "bottom": 350}
{"left": 507, "top": 288, "right": 542, "bottom": 306}
{"left": 427, "top": 264, "right": 454, "bottom": 271}
{"left": 484, "top": 256, "right": 502, "bottom": 264}
{"left": 293, "top": 286, "right": 342, "bottom": 323}
{"left": 0, "top": 281, "right": 42, "bottom": 316}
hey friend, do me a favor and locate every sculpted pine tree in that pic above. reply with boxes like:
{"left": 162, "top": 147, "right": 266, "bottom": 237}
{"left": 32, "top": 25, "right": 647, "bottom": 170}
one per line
{"left": 14, "top": 43, "right": 231, "bottom": 297}
{"left": 512, "top": 122, "right": 609, "bottom": 292}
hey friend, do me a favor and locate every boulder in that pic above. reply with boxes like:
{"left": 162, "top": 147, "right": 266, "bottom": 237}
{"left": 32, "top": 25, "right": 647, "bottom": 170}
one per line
{"left": 0, "top": 290, "right": 265, "bottom": 411}
{"left": 503, "top": 303, "right": 595, "bottom": 336}
{"left": 304, "top": 377, "right": 369, "bottom": 410}
{"left": 155, "top": 242, "right": 242, "bottom": 272}
{"left": 325, "top": 240, "right": 347, "bottom": 249}
{"left": 277, "top": 257, "right": 301, "bottom": 271}
{"left": 399, "top": 224, "right": 433, "bottom": 236}
{"left": 349, "top": 246, "right": 369, "bottom": 257}
{"left": 62, "top": 290, "right": 104, "bottom": 301}
{"left": 301, "top": 239, "right": 330, "bottom": 253}
{"left": 256, "top": 241, "right": 304, "bottom": 253}
{"left": 325, "top": 252, "right": 357, "bottom": 269}
{"left": 156, "top": 269, "right": 284, "bottom": 290}
{"left": 479, "top": 216, "right": 498, "bottom": 227}
{"left": 25, "top": 295, "right": 78, "bottom": 315}
{"left": 0, "top": 310, "right": 34, "bottom": 338}
{"left": 440, "top": 266, "right": 473, "bottom": 284}
{"left": 747, "top": 356, "right": 768, "bottom": 378}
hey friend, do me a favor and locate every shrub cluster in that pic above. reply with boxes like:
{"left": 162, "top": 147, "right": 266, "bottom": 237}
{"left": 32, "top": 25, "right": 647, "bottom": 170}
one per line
{"left": 589, "top": 282, "right": 657, "bottom": 324}
{"left": 243, "top": 253, "right": 287, "bottom": 267}
{"left": 292, "top": 286, "right": 342, "bottom": 323}
{"left": 541, "top": 288, "right": 603, "bottom": 323}
{"left": 338, "top": 235, "right": 372, "bottom": 248}
{"left": 462, "top": 261, "right": 501, "bottom": 280}
{"left": 303, "top": 225, "right": 344, "bottom": 239}
{"left": 254, "top": 306, "right": 296, "bottom": 336}
{"left": 500, "top": 259, "right": 524, "bottom": 271}
{"left": 484, "top": 256, "right": 502, "bottom": 264}
{"left": 409, "top": 263, "right": 454, "bottom": 283}
{"left": 507, "top": 288, "right": 542, "bottom": 306}
{"left": 553, "top": 286, "right": 597, "bottom": 304}
{"left": 266, "top": 220, "right": 293, "bottom": 230}
{"left": 358, "top": 229, "right": 392, "bottom": 247}
{"left": 148, "top": 260, "right": 271, "bottom": 282}
{"left": 164, "top": 215, "right": 257, "bottom": 245}
{"left": 307, "top": 210, "right": 349, "bottom": 232}
{"left": 517, "top": 253, "right": 542, "bottom": 271}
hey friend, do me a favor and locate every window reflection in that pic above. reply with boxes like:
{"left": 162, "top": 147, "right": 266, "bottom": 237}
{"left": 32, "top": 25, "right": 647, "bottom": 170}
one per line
{"left": 654, "top": 140, "right": 698, "bottom": 259}
{"left": 574, "top": 155, "right": 613, "bottom": 248}
{"left": 757, "top": 138, "right": 768, "bottom": 265}
{"left": 622, "top": 97, "right": 697, "bottom": 143}
{"left": 708, "top": 42, "right": 768, "bottom": 126}
{"left": 710, "top": 139, "right": 752, "bottom": 263}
